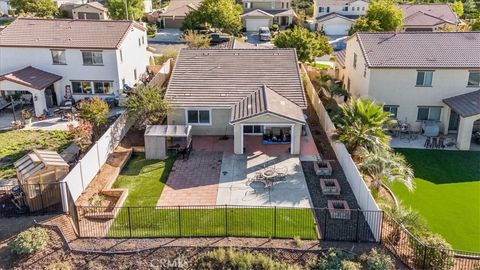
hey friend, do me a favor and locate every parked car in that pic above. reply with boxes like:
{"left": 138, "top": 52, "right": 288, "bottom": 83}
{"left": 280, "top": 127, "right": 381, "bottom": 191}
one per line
{"left": 258, "top": 27, "right": 271, "bottom": 41}
{"left": 210, "top": 33, "right": 230, "bottom": 45}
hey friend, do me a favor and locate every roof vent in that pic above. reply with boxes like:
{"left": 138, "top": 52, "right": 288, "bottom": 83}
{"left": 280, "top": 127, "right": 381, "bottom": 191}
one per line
{"left": 220, "top": 93, "right": 227, "bottom": 97}
{"left": 234, "top": 53, "right": 240, "bottom": 56}
{"left": 203, "top": 52, "right": 209, "bottom": 56}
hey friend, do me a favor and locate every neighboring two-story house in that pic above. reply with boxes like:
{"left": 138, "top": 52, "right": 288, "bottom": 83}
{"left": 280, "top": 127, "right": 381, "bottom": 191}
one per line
{"left": 313, "top": 0, "right": 368, "bottom": 35}
{"left": 337, "top": 32, "right": 480, "bottom": 150}
{"left": 0, "top": 18, "right": 150, "bottom": 116}
{"left": 241, "top": 0, "right": 296, "bottom": 31}
{"left": 399, "top": 4, "right": 460, "bottom": 31}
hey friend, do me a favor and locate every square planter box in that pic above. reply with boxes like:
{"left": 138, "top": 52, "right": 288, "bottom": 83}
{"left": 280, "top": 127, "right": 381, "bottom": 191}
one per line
{"left": 314, "top": 160, "right": 333, "bottom": 176}
{"left": 327, "top": 200, "right": 351, "bottom": 220}
{"left": 320, "top": 178, "right": 341, "bottom": 195}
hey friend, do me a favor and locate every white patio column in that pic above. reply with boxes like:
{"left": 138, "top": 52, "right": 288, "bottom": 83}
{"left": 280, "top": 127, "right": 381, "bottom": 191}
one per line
{"left": 456, "top": 115, "right": 476, "bottom": 150}
{"left": 291, "top": 123, "right": 302, "bottom": 155}
{"left": 442, "top": 107, "right": 451, "bottom": 135}
{"left": 234, "top": 124, "right": 243, "bottom": 154}
{"left": 32, "top": 90, "right": 48, "bottom": 117}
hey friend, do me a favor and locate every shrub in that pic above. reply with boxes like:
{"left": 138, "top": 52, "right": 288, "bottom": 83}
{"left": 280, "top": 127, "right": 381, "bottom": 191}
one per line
{"left": 270, "top": 23, "right": 279, "bottom": 32}
{"left": 154, "top": 48, "right": 177, "bottom": 65}
{"left": 293, "top": 236, "right": 303, "bottom": 247}
{"left": 411, "top": 233, "right": 454, "bottom": 270}
{"left": 341, "top": 260, "right": 361, "bottom": 270}
{"left": 78, "top": 97, "right": 109, "bottom": 139}
{"left": 196, "top": 248, "right": 298, "bottom": 270}
{"left": 68, "top": 120, "right": 93, "bottom": 151}
{"left": 47, "top": 262, "right": 71, "bottom": 270}
{"left": 146, "top": 23, "right": 157, "bottom": 36}
{"left": 181, "top": 30, "right": 211, "bottom": 48}
{"left": 308, "top": 249, "right": 356, "bottom": 270}
{"left": 360, "top": 248, "right": 395, "bottom": 270}
{"left": 9, "top": 227, "right": 49, "bottom": 255}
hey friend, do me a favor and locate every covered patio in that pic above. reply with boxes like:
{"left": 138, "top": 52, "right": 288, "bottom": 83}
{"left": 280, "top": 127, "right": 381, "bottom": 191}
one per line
{"left": 0, "top": 66, "right": 62, "bottom": 117}
{"left": 443, "top": 90, "right": 480, "bottom": 150}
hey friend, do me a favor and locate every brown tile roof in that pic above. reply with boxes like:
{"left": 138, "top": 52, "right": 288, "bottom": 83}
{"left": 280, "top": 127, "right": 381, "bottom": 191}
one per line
{"left": 315, "top": 12, "right": 356, "bottom": 22}
{"left": 230, "top": 85, "right": 305, "bottom": 124}
{"left": 0, "top": 66, "right": 62, "bottom": 90}
{"left": 0, "top": 18, "right": 145, "bottom": 49}
{"left": 73, "top": 1, "right": 108, "bottom": 12}
{"left": 335, "top": 49, "right": 346, "bottom": 68}
{"left": 158, "top": 0, "right": 201, "bottom": 17}
{"left": 318, "top": 0, "right": 368, "bottom": 6}
{"left": 242, "top": 9, "right": 295, "bottom": 17}
{"left": 443, "top": 90, "right": 480, "bottom": 118}
{"left": 399, "top": 4, "right": 459, "bottom": 26}
{"left": 355, "top": 32, "right": 480, "bottom": 68}
{"left": 212, "top": 39, "right": 269, "bottom": 49}
{"left": 166, "top": 48, "right": 306, "bottom": 108}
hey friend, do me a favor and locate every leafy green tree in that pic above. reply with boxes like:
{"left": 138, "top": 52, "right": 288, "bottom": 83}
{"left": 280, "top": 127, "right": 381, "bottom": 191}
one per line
{"left": 182, "top": 0, "right": 243, "bottom": 33}
{"left": 350, "top": 0, "right": 403, "bottom": 33}
{"left": 78, "top": 97, "right": 109, "bottom": 139}
{"left": 332, "top": 99, "right": 395, "bottom": 156}
{"left": 181, "top": 30, "right": 211, "bottom": 48}
{"left": 106, "top": 0, "right": 144, "bottom": 20}
{"left": 10, "top": 0, "right": 58, "bottom": 17}
{"left": 319, "top": 73, "right": 349, "bottom": 99}
{"left": 472, "top": 20, "right": 480, "bottom": 31}
{"left": 463, "top": 0, "right": 477, "bottom": 14}
{"left": 126, "top": 85, "right": 169, "bottom": 129}
{"left": 273, "top": 26, "right": 332, "bottom": 63}
{"left": 451, "top": 1, "right": 464, "bottom": 17}
{"left": 358, "top": 147, "right": 415, "bottom": 196}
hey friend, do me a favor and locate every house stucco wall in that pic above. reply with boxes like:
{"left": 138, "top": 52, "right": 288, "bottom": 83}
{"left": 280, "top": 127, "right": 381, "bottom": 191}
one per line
{"left": 314, "top": 0, "right": 368, "bottom": 18}
{"left": 343, "top": 36, "right": 371, "bottom": 98}
{"left": 167, "top": 108, "right": 235, "bottom": 136}
{"left": 243, "top": 0, "right": 290, "bottom": 10}
{"left": 72, "top": 5, "right": 108, "bottom": 19}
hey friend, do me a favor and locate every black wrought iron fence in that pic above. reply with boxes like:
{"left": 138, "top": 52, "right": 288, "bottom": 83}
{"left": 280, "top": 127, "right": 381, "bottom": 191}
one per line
{"left": 381, "top": 214, "right": 480, "bottom": 270}
{"left": 0, "top": 183, "right": 64, "bottom": 217}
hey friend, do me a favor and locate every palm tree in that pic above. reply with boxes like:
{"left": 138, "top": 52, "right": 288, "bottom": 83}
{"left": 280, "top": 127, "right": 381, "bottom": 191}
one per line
{"left": 358, "top": 147, "right": 415, "bottom": 196}
{"left": 332, "top": 98, "right": 396, "bottom": 156}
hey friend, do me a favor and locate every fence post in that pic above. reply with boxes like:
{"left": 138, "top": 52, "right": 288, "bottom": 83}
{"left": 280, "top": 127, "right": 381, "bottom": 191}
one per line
{"left": 39, "top": 184, "right": 45, "bottom": 213}
{"left": 127, "top": 207, "right": 132, "bottom": 238}
{"left": 225, "top": 205, "right": 228, "bottom": 237}
{"left": 355, "top": 210, "right": 360, "bottom": 242}
{"left": 422, "top": 245, "right": 428, "bottom": 269}
{"left": 379, "top": 211, "right": 384, "bottom": 244}
{"left": 59, "top": 181, "right": 69, "bottom": 213}
{"left": 178, "top": 206, "right": 182, "bottom": 237}
{"left": 274, "top": 206, "right": 277, "bottom": 239}
{"left": 323, "top": 209, "right": 328, "bottom": 240}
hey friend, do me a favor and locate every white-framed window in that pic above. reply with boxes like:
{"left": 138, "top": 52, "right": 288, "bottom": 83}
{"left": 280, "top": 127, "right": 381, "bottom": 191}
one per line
{"left": 243, "top": 125, "right": 264, "bottom": 135}
{"left": 353, "top": 53, "right": 357, "bottom": 69}
{"left": 120, "top": 49, "right": 123, "bottom": 62}
{"left": 51, "top": 50, "right": 66, "bottom": 64}
{"left": 362, "top": 6, "right": 365, "bottom": 10}
{"left": 342, "top": 6, "right": 348, "bottom": 11}
{"left": 383, "top": 105, "right": 399, "bottom": 118}
{"left": 319, "top": 6, "right": 325, "bottom": 12}
{"left": 134, "top": 69, "right": 137, "bottom": 80}
{"left": 416, "top": 70, "right": 433, "bottom": 86}
{"left": 417, "top": 106, "right": 441, "bottom": 121}
{"left": 244, "top": 2, "right": 251, "bottom": 8}
{"left": 71, "top": 80, "right": 113, "bottom": 94}
{"left": 363, "top": 66, "right": 367, "bottom": 77}
{"left": 357, "top": 6, "right": 360, "bottom": 11}
{"left": 82, "top": 51, "right": 103, "bottom": 65}
{"left": 467, "top": 70, "right": 480, "bottom": 86}
{"left": 186, "top": 109, "right": 211, "bottom": 125}
{"left": 142, "top": 36, "right": 145, "bottom": 45}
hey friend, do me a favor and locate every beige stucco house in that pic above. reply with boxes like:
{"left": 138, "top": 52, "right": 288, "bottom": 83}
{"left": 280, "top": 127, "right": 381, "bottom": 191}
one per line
{"left": 313, "top": 0, "right": 368, "bottom": 35}
{"left": 337, "top": 32, "right": 480, "bottom": 150}
{"left": 153, "top": 0, "right": 201, "bottom": 28}
{"left": 241, "top": 0, "right": 296, "bottom": 31}
{"left": 165, "top": 48, "right": 307, "bottom": 155}
{"left": 72, "top": 2, "right": 108, "bottom": 20}
{"left": 399, "top": 4, "right": 461, "bottom": 31}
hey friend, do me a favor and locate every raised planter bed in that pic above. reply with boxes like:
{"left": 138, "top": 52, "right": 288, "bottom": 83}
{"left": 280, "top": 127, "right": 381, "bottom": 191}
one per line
{"left": 327, "top": 200, "right": 351, "bottom": 220}
{"left": 320, "top": 178, "right": 341, "bottom": 195}
{"left": 314, "top": 160, "right": 333, "bottom": 176}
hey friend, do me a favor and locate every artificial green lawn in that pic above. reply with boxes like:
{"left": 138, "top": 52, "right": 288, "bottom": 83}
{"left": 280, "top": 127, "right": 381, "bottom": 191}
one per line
{"left": 0, "top": 130, "right": 72, "bottom": 179}
{"left": 108, "top": 153, "right": 318, "bottom": 239}
{"left": 391, "top": 148, "right": 480, "bottom": 252}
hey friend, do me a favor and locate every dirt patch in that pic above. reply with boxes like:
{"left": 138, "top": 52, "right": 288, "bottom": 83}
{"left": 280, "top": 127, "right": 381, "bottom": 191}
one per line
{"left": 1, "top": 227, "right": 409, "bottom": 269}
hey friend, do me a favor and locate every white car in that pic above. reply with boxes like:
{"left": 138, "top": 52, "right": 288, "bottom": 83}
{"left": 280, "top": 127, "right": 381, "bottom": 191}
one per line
{"left": 258, "top": 27, "right": 271, "bottom": 41}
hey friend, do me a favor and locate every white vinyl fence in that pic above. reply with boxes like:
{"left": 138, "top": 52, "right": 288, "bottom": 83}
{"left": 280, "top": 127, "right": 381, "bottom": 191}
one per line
{"left": 302, "top": 65, "right": 382, "bottom": 241}
{"left": 60, "top": 112, "right": 133, "bottom": 211}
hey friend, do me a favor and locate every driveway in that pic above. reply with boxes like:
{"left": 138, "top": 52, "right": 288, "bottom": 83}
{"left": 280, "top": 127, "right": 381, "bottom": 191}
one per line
{"left": 244, "top": 32, "right": 275, "bottom": 47}
{"left": 148, "top": 29, "right": 183, "bottom": 44}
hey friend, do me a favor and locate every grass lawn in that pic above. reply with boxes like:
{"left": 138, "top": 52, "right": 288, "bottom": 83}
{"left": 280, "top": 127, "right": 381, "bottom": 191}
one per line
{"left": 391, "top": 148, "right": 480, "bottom": 252}
{"left": 310, "top": 63, "right": 333, "bottom": 69}
{"left": 0, "top": 130, "right": 72, "bottom": 179}
{"left": 108, "top": 153, "right": 318, "bottom": 239}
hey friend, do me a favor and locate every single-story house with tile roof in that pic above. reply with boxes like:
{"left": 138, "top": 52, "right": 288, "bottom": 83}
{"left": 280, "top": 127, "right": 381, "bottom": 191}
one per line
{"left": 338, "top": 31, "right": 480, "bottom": 150}
{"left": 165, "top": 48, "right": 307, "bottom": 154}
{"left": 0, "top": 18, "right": 150, "bottom": 116}
{"left": 241, "top": 8, "right": 296, "bottom": 31}
{"left": 153, "top": 0, "right": 201, "bottom": 28}
{"left": 399, "top": 4, "right": 461, "bottom": 31}
{"left": 72, "top": 2, "right": 109, "bottom": 20}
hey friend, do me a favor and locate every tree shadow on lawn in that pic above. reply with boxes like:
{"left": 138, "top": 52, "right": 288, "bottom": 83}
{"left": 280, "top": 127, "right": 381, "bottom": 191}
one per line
{"left": 395, "top": 148, "right": 480, "bottom": 184}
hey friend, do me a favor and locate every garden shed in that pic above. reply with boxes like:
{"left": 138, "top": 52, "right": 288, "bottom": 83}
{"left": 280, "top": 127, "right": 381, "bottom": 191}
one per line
{"left": 14, "top": 149, "right": 69, "bottom": 211}
{"left": 144, "top": 125, "right": 192, "bottom": 160}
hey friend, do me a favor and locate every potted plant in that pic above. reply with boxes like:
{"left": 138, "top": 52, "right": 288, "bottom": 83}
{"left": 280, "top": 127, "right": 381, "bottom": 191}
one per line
{"left": 21, "top": 109, "right": 32, "bottom": 125}
{"left": 313, "top": 155, "right": 333, "bottom": 176}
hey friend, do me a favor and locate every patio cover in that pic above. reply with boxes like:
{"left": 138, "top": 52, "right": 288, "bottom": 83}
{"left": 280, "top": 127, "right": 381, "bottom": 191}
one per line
{"left": 14, "top": 149, "right": 68, "bottom": 181}
{"left": 443, "top": 89, "right": 480, "bottom": 117}
{"left": 0, "top": 66, "right": 62, "bottom": 90}
{"left": 145, "top": 125, "right": 192, "bottom": 137}
{"left": 230, "top": 85, "right": 306, "bottom": 124}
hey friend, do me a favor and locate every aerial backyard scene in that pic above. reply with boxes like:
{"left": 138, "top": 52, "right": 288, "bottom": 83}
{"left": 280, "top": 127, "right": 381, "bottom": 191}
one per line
{"left": 0, "top": 0, "right": 479, "bottom": 269}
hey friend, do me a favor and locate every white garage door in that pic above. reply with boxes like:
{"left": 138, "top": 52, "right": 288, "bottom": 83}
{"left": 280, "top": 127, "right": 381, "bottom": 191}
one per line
{"left": 246, "top": 18, "right": 270, "bottom": 32}
{"left": 323, "top": 24, "right": 350, "bottom": 36}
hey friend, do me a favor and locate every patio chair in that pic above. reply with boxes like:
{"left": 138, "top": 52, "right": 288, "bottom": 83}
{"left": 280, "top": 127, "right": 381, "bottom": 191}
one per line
{"left": 424, "top": 137, "right": 431, "bottom": 148}
{"left": 274, "top": 166, "right": 288, "bottom": 181}
{"left": 431, "top": 137, "right": 438, "bottom": 149}
{"left": 438, "top": 136, "right": 446, "bottom": 149}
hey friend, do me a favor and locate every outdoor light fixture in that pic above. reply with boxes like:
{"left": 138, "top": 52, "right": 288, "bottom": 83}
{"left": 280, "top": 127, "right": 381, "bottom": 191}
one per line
{"left": 34, "top": 95, "right": 38, "bottom": 101}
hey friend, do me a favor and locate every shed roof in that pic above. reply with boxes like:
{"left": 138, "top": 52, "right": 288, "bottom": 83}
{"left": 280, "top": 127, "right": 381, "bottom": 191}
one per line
{"left": 230, "top": 85, "right": 305, "bottom": 124}
{"left": 443, "top": 90, "right": 480, "bottom": 118}
{"left": 14, "top": 150, "right": 68, "bottom": 180}
{"left": 165, "top": 48, "right": 306, "bottom": 108}
{"left": 354, "top": 32, "right": 480, "bottom": 68}
{"left": 0, "top": 18, "right": 145, "bottom": 49}
{"left": 145, "top": 125, "right": 192, "bottom": 137}
{"left": 0, "top": 66, "right": 62, "bottom": 90}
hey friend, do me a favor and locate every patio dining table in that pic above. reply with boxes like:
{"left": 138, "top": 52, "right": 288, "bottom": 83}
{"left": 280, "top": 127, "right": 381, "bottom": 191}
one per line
{"left": 262, "top": 168, "right": 277, "bottom": 180}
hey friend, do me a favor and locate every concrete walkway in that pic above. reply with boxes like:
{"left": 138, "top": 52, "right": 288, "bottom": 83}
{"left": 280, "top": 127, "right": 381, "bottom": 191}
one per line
{"left": 216, "top": 153, "right": 312, "bottom": 208}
